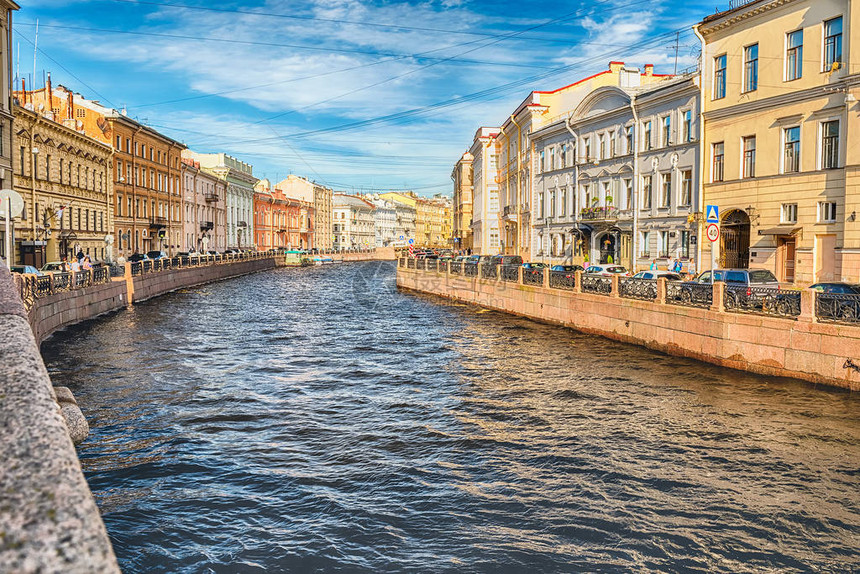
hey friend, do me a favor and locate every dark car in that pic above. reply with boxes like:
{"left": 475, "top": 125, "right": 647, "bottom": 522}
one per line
{"left": 551, "top": 265, "right": 584, "bottom": 273}
{"left": 146, "top": 250, "right": 167, "bottom": 260}
{"left": 810, "top": 282, "right": 860, "bottom": 321}
{"left": 127, "top": 253, "right": 149, "bottom": 263}
{"left": 522, "top": 262, "right": 549, "bottom": 270}
{"left": 677, "top": 268, "right": 780, "bottom": 307}
{"left": 488, "top": 255, "right": 523, "bottom": 267}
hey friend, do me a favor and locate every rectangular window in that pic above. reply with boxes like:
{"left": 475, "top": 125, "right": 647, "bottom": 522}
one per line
{"left": 19, "top": 146, "right": 25, "bottom": 176}
{"left": 116, "top": 135, "right": 121, "bottom": 149}
{"left": 824, "top": 17, "right": 843, "bottom": 71}
{"left": 821, "top": 120, "right": 839, "bottom": 169}
{"left": 117, "top": 194, "right": 122, "bottom": 217}
{"left": 584, "top": 137, "right": 591, "bottom": 162}
{"left": 712, "top": 142, "right": 725, "bottom": 182}
{"left": 640, "top": 231, "right": 650, "bottom": 257}
{"left": 46, "top": 155, "right": 52, "bottom": 181}
{"left": 625, "top": 126, "right": 633, "bottom": 154}
{"left": 681, "top": 170, "right": 692, "bottom": 206}
{"left": 682, "top": 110, "right": 692, "bottom": 142}
{"left": 786, "top": 30, "right": 803, "bottom": 81}
{"left": 681, "top": 230, "right": 690, "bottom": 259}
{"left": 784, "top": 126, "right": 800, "bottom": 173}
{"left": 819, "top": 202, "right": 837, "bottom": 222}
{"left": 743, "top": 136, "right": 756, "bottom": 178}
{"left": 624, "top": 179, "right": 632, "bottom": 210}
{"left": 642, "top": 175, "right": 652, "bottom": 209}
{"left": 662, "top": 116, "right": 671, "bottom": 147}
{"left": 781, "top": 203, "right": 798, "bottom": 223}
{"left": 643, "top": 121, "right": 652, "bottom": 151}
{"left": 744, "top": 44, "right": 758, "bottom": 92}
{"left": 661, "top": 173, "right": 672, "bottom": 207}
{"left": 714, "top": 54, "right": 727, "bottom": 99}
{"left": 660, "top": 231, "right": 669, "bottom": 258}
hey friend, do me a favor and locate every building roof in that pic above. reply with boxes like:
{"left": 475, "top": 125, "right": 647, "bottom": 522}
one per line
{"left": 333, "top": 194, "right": 376, "bottom": 211}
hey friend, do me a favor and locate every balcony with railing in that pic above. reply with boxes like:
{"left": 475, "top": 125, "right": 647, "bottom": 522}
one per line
{"left": 579, "top": 206, "right": 619, "bottom": 222}
{"left": 204, "top": 192, "right": 219, "bottom": 202}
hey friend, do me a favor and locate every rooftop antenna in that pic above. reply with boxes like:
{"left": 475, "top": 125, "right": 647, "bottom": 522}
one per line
{"left": 32, "top": 20, "right": 38, "bottom": 91}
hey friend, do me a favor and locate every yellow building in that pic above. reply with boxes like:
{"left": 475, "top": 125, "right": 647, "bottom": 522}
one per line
{"left": 451, "top": 152, "right": 473, "bottom": 251}
{"left": 12, "top": 104, "right": 113, "bottom": 266}
{"left": 380, "top": 191, "right": 450, "bottom": 247}
{"left": 695, "top": 0, "right": 859, "bottom": 284}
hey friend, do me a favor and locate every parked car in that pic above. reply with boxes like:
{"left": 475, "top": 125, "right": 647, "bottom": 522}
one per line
{"left": 146, "top": 250, "right": 168, "bottom": 260}
{"left": 810, "top": 282, "right": 860, "bottom": 321}
{"left": 676, "top": 268, "right": 780, "bottom": 307}
{"left": 551, "top": 265, "right": 584, "bottom": 273}
{"left": 40, "top": 261, "right": 67, "bottom": 274}
{"left": 488, "top": 255, "right": 523, "bottom": 267}
{"left": 521, "top": 262, "right": 549, "bottom": 270}
{"left": 632, "top": 270, "right": 683, "bottom": 281}
{"left": 127, "top": 253, "right": 150, "bottom": 263}
{"left": 584, "top": 264, "right": 629, "bottom": 276}
{"left": 10, "top": 265, "right": 43, "bottom": 275}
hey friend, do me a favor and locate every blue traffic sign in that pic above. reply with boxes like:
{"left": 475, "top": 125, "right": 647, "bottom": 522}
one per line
{"left": 408, "top": 239, "right": 414, "bottom": 245}
{"left": 399, "top": 235, "right": 404, "bottom": 240}
{"left": 706, "top": 205, "right": 719, "bottom": 223}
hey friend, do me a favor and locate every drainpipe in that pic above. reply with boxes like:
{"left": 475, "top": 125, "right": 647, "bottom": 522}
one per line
{"left": 565, "top": 114, "right": 581, "bottom": 265}
{"left": 630, "top": 94, "right": 640, "bottom": 273}
{"left": 693, "top": 23, "right": 708, "bottom": 272}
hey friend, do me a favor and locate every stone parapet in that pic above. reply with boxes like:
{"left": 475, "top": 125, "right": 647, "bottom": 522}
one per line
{"left": 396, "top": 266, "right": 860, "bottom": 391}
{"left": 0, "top": 266, "right": 120, "bottom": 573}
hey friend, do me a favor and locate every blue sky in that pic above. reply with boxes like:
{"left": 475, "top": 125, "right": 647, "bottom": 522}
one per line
{"left": 16, "top": 0, "right": 723, "bottom": 196}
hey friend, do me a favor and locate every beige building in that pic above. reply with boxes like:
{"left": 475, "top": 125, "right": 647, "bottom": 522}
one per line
{"left": 276, "top": 175, "right": 333, "bottom": 250}
{"left": 11, "top": 104, "right": 113, "bottom": 265}
{"left": 451, "top": 151, "right": 473, "bottom": 251}
{"left": 182, "top": 157, "right": 226, "bottom": 252}
{"left": 695, "top": 0, "right": 859, "bottom": 284}
{"left": 469, "top": 127, "right": 501, "bottom": 255}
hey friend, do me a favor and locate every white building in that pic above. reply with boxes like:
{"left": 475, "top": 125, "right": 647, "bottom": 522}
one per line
{"left": 469, "top": 127, "right": 501, "bottom": 255}
{"left": 183, "top": 151, "right": 257, "bottom": 249}
{"left": 530, "top": 71, "right": 699, "bottom": 270}
{"left": 366, "top": 195, "right": 399, "bottom": 247}
{"left": 332, "top": 194, "right": 376, "bottom": 250}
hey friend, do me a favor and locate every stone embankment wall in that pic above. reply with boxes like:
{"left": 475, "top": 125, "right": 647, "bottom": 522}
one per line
{"left": 396, "top": 265, "right": 860, "bottom": 392}
{"left": 128, "top": 257, "right": 275, "bottom": 303}
{"left": 334, "top": 247, "right": 396, "bottom": 262}
{"left": 28, "top": 279, "right": 127, "bottom": 346}
{"left": 0, "top": 267, "right": 120, "bottom": 573}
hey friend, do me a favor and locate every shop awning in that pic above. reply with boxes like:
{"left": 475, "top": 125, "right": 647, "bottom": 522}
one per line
{"left": 758, "top": 226, "right": 800, "bottom": 236}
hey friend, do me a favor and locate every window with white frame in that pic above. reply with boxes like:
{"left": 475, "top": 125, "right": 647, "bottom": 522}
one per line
{"left": 661, "top": 116, "right": 671, "bottom": 147}
{"left": 643, "top": 121, "right": 652, "bottom": 151}
{"left": 821, "top": 120, "right": 839, "bottom": 169}
{"left": 712, "top": 142, "right": 724, "bottom": 182}
{"left": 560, "top": 187, "right": 567, "bottom": 216}
{"left": 661, "top": 172, "right": 672, "bottom": 207}
{"left": 743, "top": 136, "right": 756, "bottom": 178}
{"left": 624, "top": 179, "right": 632, "bottom": 210}
{"left": 786, "top": 29, "right": 803, "bottom": 81}
{"left": 584, "top": 137, "right": 591, "bottom": 162}
{"left": 642, "top": 175, "right": 652, "bottom": 209}
{"left": 640, "top": 231, "right": 650, "bottom": 257}
{"left": 680, "top": 170, "right": 692, "bottom": 206}
{"left": 824, "top": 16, "right": 843, "bottom": 71}
{"left": 625, "top": 126, "right": 633, "bottom": 154}
{"left": 599, "top": 133, "right": 606, "bottom": 160}
{"left": 783, "top": 126, "right": 800, "bottom": 173}
{"left": 818, "top": 201, "right": 837, "bottom": 222}
{"left": 659, "top": 231, "right": 669, "bottom": 257}
{"left": 743, "top": 44, "right": 759, "bottom": 92}
{"left": 602, "top": 181, "right": 612, "bottom": 206}
{"left": 714, "top": 54, "right": 727, "bottom": 99}
{"left": 781, "top": 203, "right": 798, "bottom": 223}
{"left": 682, "top": 110, "right": 692, "bottom": 142}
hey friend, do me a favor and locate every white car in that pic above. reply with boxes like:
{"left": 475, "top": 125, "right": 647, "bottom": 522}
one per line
{"left": 632, "top": 270, "right": 683, "bottom": 281}
{"left": 585, "top": 264, "right": 629, "bottom": 277}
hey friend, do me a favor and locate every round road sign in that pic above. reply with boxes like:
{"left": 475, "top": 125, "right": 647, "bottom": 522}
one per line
{"left": 0, "top": 189, "right": 24, "bottom": 219}
{"left": 706, "top": 223, "right": 720, "bottom": 243}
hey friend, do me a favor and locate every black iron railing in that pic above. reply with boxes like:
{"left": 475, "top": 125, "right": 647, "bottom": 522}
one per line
{"left": 815, "top": 293, "right": 860, "bottom": 324}
{"left": 501, "top": 265, "right": 519, "bottom": 282}
{"left": 724, "top": 286, "right": 801, "bottom": 318}
{"left": 450, "top": 261, "right": 462, "bottom": 274}
{"left": 581, "top": 275, "right": 612, "bottom": 294}
{"left": 619, "top": 277, "right": 657, "bottom": 301}
{"left": 523, "top": 268, "right": 543, "bottom": 286}
{"left": 549, "top": 270, "right": 576, "bottom": 290}
{"left": 482, "top": 264, "right": 498, "bottom": 279}
{"left": 667, "top": 282, "right": 712, "bottom": 308}
{"left": 463, "top": 263, "right": 478, "bottom": 277}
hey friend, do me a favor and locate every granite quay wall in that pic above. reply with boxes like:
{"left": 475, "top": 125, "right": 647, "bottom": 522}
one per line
{"left": 335, "top": 247, "right": 396, "bottom": 261}
{"left": 397, "top": 260, "right": 860, "bottom": 392}
{"left": 0, "top": 266, "right": 120, "bottom": 573}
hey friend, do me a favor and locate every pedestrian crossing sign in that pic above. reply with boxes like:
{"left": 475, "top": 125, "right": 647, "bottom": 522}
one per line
{"left": 706, "top": 205, "right": 719, "bottom": 223}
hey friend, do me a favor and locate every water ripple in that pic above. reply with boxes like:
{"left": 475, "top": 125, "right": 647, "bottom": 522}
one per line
{"left": 41, "top": 261, "right": 860, "bottom": 573}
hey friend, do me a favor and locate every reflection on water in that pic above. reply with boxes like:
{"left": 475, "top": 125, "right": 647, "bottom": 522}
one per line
{"left": 42, "top": 262, "right": 860, "bottom": 573}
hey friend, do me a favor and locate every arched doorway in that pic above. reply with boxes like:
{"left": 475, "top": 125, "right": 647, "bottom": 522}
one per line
{"left": 720, "top": 209, "right": 750, "bottom": 269}
{"left": 598, "top": 232, "right": 617, "bottom": 264}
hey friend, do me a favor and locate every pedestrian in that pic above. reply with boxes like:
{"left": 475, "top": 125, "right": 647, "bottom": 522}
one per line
{"left": 116, "top": 251, "right": 126, "bottom": 266}
{"left": 82, "top": 256, "right": 93, "bottom": 271}
{"left": 60, "top": 256, "right": 70, "bottom": 272}
{"left": 76, "top": 249, "right": 85, "bottom": 263}
{"left": 674, "top": 259, "right": 683, "bottom": 273}
{"left": 687, "top": 258, "right": 696, "bottom": 280}
{"left": 650, "top": 258, "right": 657, "bottom": 270}
{"left": 70, "top": 258, "right": 81, "bottom": 273}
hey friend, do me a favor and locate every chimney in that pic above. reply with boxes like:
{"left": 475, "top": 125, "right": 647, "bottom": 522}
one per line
{"left": 46, "top": 72, "right": 53, "bottom": 118}
{"left": 609, "top": 61, "right": 625, "bottom": 74}
{"left": 644, "top": 64, "right": 654, "bottom": 76}
{"left": 68, "top": 91, "right": 74, "bottom": 120}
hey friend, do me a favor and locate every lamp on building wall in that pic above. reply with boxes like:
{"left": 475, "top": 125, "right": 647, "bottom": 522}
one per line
{"left": 744, "top": 205, "right": 760, "bottom": 225}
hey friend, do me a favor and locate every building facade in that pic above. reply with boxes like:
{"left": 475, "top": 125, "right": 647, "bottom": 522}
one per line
{"left": 181, "top": 157, "right": 226, "bottom": 253}
{"left": 695, "top": 0, "right": 859, "bottom": 284}
{"left": 332, "top": 194, "right": 375, "bottom": 250}
{"left": 276, "top": 175, "right": 333, "bottom": 251}
{"left": 253, "top": 179, "right": 313, "bottom": 250}
{"left": 184, "top": 152, "right": 257, "bottom": 250}
{"left": 0, "top": 0, "right": 19, "bottom": 260}
{"left": 366, "top": 195, "right": 398, "bottom": 247}
{"left": 11, "top": 104, "right": 113, "bottom": 265}
{"left": 451, "top": 152, "right": 473, "bottom": 251}
{"left": 469, "top": 127, "right": 501, "bottom": 255}
{"left": 15, "top": 81, "right": 186, "bottom": 256}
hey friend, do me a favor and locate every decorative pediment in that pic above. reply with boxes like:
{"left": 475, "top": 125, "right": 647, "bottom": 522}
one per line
{"left": 572, "top": 86, "right": 632, "bottom": 122}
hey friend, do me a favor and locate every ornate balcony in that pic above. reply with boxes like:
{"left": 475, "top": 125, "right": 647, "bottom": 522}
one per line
{"left": 579, "top": 206, "right": 619, "bottom": 222}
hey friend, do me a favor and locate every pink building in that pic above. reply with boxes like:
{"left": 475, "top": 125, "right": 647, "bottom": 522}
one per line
{"left": 182, "top": 158, "right": 227, "bottom": 252}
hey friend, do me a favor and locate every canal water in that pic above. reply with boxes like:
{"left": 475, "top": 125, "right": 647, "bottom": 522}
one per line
{"left": 42, "top": 262, "right": 859, "bottom": 573}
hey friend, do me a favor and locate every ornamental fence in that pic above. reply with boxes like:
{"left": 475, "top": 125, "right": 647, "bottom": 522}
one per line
{"left": 14, "top": 250, "right": 278, "bottom": 312}
{"left": 399, "top": 259, "right": 854, "bottom": 325}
